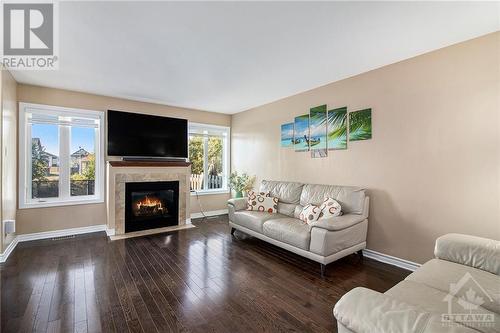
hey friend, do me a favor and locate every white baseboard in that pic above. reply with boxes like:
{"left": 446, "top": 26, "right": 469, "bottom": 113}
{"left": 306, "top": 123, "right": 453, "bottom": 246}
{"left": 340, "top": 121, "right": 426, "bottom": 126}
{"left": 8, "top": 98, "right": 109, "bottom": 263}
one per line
{"left": 0, "top": 224, "right": 107, "bottom": 263}
{"left": 17, "top": 224, "right": 107, "bottom": 242}
{"left": 191, "top": 209, "right": 228, "bottom": 219}
{"left": 0, "top": 237, "right": 18, "bottom": 263}
{"left": 363, "top": 249, "right": 421, "bottom": 272}
{"left": 0, "top": 218, "right": 420, "bottom": 274}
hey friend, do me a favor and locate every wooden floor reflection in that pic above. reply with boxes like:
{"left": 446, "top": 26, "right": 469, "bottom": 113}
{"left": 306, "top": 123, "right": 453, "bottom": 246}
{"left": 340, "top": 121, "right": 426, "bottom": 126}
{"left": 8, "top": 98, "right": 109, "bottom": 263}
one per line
{"left": 1, "top": 215, "right": 409, "bottom": 333}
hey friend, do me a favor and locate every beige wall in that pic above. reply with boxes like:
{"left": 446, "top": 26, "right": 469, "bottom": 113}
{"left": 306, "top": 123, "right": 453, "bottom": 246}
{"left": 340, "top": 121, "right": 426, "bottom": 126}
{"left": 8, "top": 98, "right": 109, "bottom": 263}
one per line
{"left": 17, "top": 84, "right": 230, "bottom": 234}
{"left": 231, "top": 32, "right": 500, "bottom": 264}
{"left": 1, "top": 70, "right": 17, "bottom": 251}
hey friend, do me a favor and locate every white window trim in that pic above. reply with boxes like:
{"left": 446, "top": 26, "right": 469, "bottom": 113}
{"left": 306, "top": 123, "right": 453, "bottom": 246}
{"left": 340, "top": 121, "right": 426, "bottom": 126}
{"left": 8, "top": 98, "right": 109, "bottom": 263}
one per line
{"left": 188, "top": 122, "right": 230, "bottom": 195}
{"left": 19, "top": 102, "right": 105, "bottom": 209}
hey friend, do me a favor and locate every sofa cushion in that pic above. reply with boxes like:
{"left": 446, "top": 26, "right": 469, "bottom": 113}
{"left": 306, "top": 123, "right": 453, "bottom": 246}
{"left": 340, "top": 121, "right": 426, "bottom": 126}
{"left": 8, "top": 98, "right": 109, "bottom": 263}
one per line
{"left": 232, "top": 211, "right": 287, "bottom": 233}
{"left": 259, "top": 180, "right": 304, "bottom": 204}
{"left": 277, "top": 202, "right": 297, "bottom": 217}
{"left": 385, "top": 280, "right": 500, "bottom": 332}
{"left": 263, "top": 217, "right": 311, "bottom": 250}
{"left": 405, "top": 259, "right": 500, "bottom": 315}
{"left": 300, "top": 184, "right": 365, "bottom": 215}
{"left": 294, "top": 205, "right": 303, "bottom": 219}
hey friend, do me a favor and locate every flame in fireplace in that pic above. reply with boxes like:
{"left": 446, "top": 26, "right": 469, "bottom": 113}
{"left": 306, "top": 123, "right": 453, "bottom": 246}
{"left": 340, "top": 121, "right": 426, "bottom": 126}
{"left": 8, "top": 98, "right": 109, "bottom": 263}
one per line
{"left": 134, "top": 195, "right": 166, "bottom": 216}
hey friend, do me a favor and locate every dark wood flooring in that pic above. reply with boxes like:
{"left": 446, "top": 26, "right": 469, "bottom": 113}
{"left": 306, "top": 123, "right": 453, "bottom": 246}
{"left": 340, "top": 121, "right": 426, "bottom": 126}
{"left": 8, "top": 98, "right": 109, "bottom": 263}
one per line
{"left": 1, "top": 215, "right": 410, "bottom": 333}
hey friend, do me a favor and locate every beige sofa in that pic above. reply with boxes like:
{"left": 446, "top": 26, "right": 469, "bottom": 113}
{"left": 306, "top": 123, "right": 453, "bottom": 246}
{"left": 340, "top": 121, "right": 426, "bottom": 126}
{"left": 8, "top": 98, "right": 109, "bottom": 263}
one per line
{"left": 334, "top": 234, "right": 500, "bottom": 333}
{"left": 227, "top": 180, "right": 369, "bottom": 275}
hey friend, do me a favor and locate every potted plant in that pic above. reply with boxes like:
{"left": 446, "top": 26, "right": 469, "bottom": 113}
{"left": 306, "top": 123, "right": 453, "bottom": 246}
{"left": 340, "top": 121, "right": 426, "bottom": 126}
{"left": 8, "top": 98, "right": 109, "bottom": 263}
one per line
{"left": 229, "top": 171, "right": 255, "bottom": 198}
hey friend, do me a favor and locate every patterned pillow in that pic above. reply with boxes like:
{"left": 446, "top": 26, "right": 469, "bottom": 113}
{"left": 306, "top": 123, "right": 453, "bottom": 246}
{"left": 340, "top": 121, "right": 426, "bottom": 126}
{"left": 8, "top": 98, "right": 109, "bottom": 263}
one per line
{"left": 299, "top": 204, "right": 322, "bottom": 224}
{"left": 247, "top": 190, "right": 270, "bottom": 207}
{"left": 247, "top": 192, "right": 278, "bottom": 213}
{"left": 319, "top": 197, "right": 342, "bottom": 219}
{"left": 247, "top": 190, "right": 270, "bottom": 199}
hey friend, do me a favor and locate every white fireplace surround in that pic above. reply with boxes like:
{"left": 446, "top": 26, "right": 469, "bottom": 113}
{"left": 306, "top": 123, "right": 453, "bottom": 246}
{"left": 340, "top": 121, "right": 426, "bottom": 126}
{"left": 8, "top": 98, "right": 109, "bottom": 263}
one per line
{"left": 106, "top": 162, "right": 191, "bottom": 236}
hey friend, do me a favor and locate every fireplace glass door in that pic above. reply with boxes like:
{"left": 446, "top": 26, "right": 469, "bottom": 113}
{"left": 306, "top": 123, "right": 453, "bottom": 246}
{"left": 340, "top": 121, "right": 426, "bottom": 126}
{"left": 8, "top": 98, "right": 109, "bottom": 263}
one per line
{"left": 125, "top": 181, "right": 179, "bottom": 233}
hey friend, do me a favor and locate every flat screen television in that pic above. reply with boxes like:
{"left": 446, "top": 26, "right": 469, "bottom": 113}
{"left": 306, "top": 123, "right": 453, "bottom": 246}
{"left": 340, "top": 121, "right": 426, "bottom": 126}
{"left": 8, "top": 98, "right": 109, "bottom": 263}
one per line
{"left": 107, "top": 110, "right": 188, "bottom": 159}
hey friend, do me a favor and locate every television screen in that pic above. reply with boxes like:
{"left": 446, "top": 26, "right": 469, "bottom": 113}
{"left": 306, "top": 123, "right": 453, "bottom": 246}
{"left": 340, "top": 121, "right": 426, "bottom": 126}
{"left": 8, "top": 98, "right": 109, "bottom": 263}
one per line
{"left": 107, "top": 110, "right": 188, "bottom": 158}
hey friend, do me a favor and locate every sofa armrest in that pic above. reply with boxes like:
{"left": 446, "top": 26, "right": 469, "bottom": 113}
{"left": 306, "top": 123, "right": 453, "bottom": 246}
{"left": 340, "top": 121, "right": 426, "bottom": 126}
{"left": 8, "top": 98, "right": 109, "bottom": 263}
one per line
{"left": 333, "top": 287, "right": 476, "bottom": 333}
{"left": 227, "top": 198, "right": 247, "bottom": 211}
{"left": 309, "top": 214, "right": 365, "bottom": 231}
{"left": 228, "top": 198, "right": 247, "bottom": 222}
{"left": 434, "top": 233, "right": 500, "bottom": 275}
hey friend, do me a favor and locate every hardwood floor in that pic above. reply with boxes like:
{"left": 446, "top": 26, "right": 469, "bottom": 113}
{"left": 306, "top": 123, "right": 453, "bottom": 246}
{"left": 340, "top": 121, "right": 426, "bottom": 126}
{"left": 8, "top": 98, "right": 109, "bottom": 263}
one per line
{"left": 1, "top": 215, "right": 410, "bottom": 333}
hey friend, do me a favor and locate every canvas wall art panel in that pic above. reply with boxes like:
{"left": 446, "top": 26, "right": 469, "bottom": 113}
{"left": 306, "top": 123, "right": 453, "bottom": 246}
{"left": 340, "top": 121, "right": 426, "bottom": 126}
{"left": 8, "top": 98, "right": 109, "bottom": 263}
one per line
{"left": 349, "top": 108, "right": 372, "bottom": 141}
{"left": 327, "top": 107, "right": 347, "bottom": 150}
{"left": 280, "top": 123, "right": 294, "bottom": 148}
{"left": 294, "top": 114, "right": 310, "bottom": 152}
{"left": 309, "top": 105, "right": 327, "bottom": 158}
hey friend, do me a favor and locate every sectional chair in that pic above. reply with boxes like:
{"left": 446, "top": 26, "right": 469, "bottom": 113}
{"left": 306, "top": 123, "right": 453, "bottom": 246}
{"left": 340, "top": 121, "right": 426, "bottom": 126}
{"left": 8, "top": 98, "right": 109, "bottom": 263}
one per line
{"left": 334, "top": 234, "right": 500, "bottom": 333}
{"left": 227, "top": 180, "right": 369, "bottom": 275}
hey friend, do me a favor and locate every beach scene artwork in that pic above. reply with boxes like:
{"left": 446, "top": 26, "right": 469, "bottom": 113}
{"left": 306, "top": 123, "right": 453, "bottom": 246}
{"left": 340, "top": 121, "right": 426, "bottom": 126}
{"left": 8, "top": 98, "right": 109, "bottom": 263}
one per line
{"left": 280, "top": 123, "right": 294, "bottom": 148}
{"left": 294, "top": 114, "right": 310, "bottom": 151}
{"left": 309, "top": 105, "right": 327, "bottom": 158}
{"left": 281, "top": 104, "right": 372, "bottom": 155}
{"left": 327, "top": 107, "right": 347, "bottom": 150}
{"left": 349, "top": 108, "right": 372, "bottom": 141}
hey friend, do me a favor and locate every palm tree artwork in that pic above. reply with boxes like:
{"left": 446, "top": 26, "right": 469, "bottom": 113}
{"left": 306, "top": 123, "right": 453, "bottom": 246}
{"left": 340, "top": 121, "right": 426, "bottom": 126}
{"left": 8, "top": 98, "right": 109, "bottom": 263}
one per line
{"left": 349, "top": 108, "right": 372, "bottom": 141}
{"left": 327, "top": 107, "right": 348, "bottom": 150}
{"left": 309, "top": 105, "right": 327, "bottom": 158}
{"left": 282, "top": 105, "right": 372, "bottom": 155}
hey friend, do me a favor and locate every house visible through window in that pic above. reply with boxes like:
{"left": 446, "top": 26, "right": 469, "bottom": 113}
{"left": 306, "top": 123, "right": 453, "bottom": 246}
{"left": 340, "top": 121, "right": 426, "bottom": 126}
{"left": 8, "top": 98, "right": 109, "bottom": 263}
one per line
{"left": 188, "top": 123, "right": 229, "bottom": 194}
{"left": 20, "top": 103, "right": 104, "bottom": 208}
{"left": 70, "top": 127, "right": 96, "bottom": 197}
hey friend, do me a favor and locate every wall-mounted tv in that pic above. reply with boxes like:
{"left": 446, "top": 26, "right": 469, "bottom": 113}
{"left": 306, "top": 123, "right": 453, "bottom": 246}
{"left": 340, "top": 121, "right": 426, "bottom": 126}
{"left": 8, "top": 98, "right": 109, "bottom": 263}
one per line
{"left": 107, "top": 110, "right": 188, "bottom": 159}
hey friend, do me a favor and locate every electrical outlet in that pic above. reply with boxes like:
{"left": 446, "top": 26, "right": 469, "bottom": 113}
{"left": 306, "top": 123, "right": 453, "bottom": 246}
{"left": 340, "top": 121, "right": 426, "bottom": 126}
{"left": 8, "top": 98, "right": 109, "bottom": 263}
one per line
{"left": 3, "top": 220, "right": 15, "bottom": 234}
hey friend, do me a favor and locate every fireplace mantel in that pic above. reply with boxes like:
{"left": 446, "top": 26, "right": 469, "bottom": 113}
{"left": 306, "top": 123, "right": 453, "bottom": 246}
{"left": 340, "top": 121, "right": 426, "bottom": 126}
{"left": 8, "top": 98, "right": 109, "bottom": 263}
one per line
{"left": 109, "top": 160, "right": 191, "bottom": 168}
{"left": 106, "top": 161, "right": 191, "bottom": 237}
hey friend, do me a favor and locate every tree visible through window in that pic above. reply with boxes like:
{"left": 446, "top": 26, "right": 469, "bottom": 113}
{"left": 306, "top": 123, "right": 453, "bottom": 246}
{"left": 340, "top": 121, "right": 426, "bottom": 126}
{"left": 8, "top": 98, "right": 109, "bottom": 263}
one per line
{"left": 188, "top": 125, "right": 228, "bottom": 192}
{"left": 189, "top": 136, "right": 203, "bottom": 175}
{"left": 20, "top": 103, "right": 104, "bottom": 208}
{"left": 31, "top": 124, "right": 59, "bottom": 199}
{"left": 70, "top": 127, "right": 96, "bottom": 196}
{"left": 208, "top": 137, "right": 222, "bottom": 177}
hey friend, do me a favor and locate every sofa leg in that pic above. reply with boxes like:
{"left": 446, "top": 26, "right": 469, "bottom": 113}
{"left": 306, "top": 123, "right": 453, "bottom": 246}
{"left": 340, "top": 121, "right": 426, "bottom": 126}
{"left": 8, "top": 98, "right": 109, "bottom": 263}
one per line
{"left": 230, "top": 227, "right": 236, "bottom": 236}
{"left": 320, "top": 264, "right": 326, "bottom": 278}
{"left": 357, "top": 250, "right": 364, "bottom": 261}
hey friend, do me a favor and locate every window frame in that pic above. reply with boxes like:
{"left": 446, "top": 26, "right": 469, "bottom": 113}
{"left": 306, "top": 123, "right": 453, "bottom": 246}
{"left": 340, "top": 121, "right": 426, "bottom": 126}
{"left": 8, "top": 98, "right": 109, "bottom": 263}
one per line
{"left": 19, "top": 102, "right": 105, "bottom": 209}
{"left": 188, "top": 122, "right": 230, "bottom": 195}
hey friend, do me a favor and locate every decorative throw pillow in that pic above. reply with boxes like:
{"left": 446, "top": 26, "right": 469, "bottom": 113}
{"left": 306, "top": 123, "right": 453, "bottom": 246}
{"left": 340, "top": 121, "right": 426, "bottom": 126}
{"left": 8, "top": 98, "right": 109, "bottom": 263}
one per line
{"left": 299, "top": 204, "right": 322, "bottom": 224}
{"left": 247, "top": 192, "right": 278, "bottom": 213}
{"left": 247, "top": 190, "right": 270, "bottom": 207}
{"left": 247, "top": 190, "right": 270, "bottom": 200}
{"left": 318, "top": 197, "right": 342, "bottom": 219}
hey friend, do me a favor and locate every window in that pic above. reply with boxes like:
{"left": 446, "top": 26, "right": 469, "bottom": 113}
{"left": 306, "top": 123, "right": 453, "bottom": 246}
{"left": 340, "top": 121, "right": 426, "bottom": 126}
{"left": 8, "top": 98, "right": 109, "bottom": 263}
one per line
{"left": 188, "top": 123, "right": 229, "bottom": 194}
{"left": 19, "top": 103, "right": 104, "bottom": 208}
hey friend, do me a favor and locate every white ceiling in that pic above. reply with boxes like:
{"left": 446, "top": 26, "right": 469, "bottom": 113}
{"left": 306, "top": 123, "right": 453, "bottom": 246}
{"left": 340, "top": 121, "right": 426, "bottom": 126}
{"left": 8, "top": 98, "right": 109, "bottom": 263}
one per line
{"left": 11, "top": 1, "right": 500, "bottom": 114}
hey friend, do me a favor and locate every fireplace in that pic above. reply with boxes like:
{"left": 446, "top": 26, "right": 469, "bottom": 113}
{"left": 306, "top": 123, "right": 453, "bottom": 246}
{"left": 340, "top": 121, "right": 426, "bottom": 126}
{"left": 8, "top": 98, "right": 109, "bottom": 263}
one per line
{"left": 125, "top": 181, "right": 179, "bottom": 233}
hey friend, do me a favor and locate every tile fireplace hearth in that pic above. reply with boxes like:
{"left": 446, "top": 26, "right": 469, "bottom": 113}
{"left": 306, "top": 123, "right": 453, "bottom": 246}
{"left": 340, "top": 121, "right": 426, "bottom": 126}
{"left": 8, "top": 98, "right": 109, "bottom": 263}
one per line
{"left": 106, "top": 161, "right": 191, "bottom": 237}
